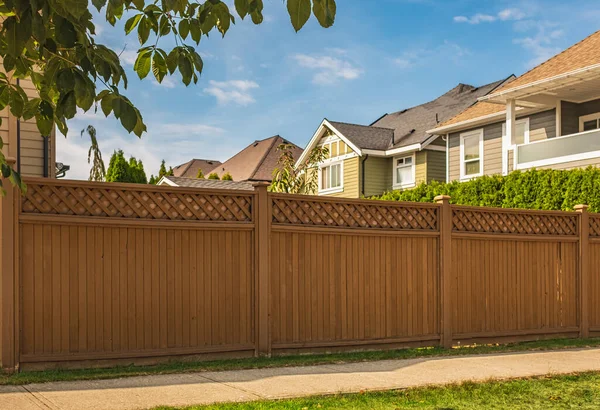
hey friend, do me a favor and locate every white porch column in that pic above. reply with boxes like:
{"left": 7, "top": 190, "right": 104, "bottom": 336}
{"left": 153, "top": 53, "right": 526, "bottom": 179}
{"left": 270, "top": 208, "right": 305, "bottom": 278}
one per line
{"left": 504, "top": 99, "right": 516, "bottom": 174}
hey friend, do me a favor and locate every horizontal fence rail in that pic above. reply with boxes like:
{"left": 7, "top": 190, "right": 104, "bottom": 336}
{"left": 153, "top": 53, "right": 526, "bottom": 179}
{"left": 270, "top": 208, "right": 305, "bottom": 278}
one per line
{"left": 0, "top": 178, "right": 598, "bottom": 371}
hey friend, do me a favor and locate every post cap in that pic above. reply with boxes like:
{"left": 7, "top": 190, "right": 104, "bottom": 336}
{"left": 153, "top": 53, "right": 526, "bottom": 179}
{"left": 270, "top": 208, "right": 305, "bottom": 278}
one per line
{"left": 574, "top": 204, "right": 589, "bottom": 212}
{"left": 434, "top": 195, "right": 451, "bottom": 203}
{"left": 5, "top": 157, "right": 16, "bottom": 166}
{"left": 251, "top": 181, "right": 271, "bottom": 188}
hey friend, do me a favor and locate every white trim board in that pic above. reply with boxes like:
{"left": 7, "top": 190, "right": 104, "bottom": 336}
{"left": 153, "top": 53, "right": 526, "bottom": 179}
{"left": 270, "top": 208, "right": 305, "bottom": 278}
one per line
{"left": 459, "top": 128, "right": 484, "bottom": 181}
{"left": 295, "top": 119, "right": 363, "bottom": 167}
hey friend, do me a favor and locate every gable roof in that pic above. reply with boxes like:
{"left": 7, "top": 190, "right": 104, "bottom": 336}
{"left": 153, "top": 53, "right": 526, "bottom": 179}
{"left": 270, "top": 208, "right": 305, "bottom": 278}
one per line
{"left": 437, "top": 29, "right": 600, "bottom": 129}
{"left": 373, "top": 79, "right": 511, "bottom": 148}
{"left": 209, "top": 135, "right": 303, "bottom": 182}
{"left": 172, "top": 158, "right": 222, "bottom": 178}
{"left": 315, "top": 78, "right": 510, "bottom": 155}
{"left": 159, "top": 176, "right": 254, "bottom": 191}
{"left": 327, "top": 121, "right": 394, "bottom": 150}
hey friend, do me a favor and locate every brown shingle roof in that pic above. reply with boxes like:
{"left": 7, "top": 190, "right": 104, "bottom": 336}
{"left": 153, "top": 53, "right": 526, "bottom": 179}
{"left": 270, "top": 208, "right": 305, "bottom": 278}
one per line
{"left": 173, "top": 159, "right": 222, "bottom": 178}
{"left": 209, "top": 136, "right": 303, "bottom": 182}
{"left": 439, "top": 29, "right": 600, "bottom": 128}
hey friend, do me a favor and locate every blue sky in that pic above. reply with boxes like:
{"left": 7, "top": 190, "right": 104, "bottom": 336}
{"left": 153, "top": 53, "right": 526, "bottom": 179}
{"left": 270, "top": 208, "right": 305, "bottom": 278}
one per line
{"left": 61, "top": 0, "right": 600, "bottom": 179}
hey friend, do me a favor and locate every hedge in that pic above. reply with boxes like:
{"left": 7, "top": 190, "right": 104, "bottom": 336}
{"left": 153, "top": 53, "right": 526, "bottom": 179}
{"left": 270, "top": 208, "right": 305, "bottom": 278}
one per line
{"left": 374, "top": 167, "right": 600, "bottom": 213}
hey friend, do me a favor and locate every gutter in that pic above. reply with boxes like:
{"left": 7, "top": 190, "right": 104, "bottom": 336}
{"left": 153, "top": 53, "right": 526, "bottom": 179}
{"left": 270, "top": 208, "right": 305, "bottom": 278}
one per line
{"left": 361, "top": 154, "right": 369, "bottom": 197}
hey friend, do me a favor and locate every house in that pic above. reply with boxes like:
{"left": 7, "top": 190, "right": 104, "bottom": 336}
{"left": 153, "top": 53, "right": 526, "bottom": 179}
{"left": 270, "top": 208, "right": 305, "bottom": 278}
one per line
{"left": 1, "top": 76, "right": 56, "bottom": 178}
{"left": 207, "top": 135, "right": 302, "bottom": 182}
{"left": 166, "top": 135, "right": 303, "bottom": 189}
{"left": 172, "top": 159, "right": 222, "bottom": 178}
{"left": 158, "top": 176, "right": 254, "bottom": 190}
{"left": 297, "top": 78, "right": 512, "bottom": 198}
{"left": 429, "top": 29, "right": 600, "bottom": 182}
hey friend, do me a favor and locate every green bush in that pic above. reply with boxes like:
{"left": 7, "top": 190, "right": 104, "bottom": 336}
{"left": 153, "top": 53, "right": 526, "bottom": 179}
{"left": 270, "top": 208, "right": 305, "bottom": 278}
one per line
{"left": 374, "top": 167, "right": 600, "bottom": 212}
{"left": 207, "top": 172, "right": 220, "bottom": 180}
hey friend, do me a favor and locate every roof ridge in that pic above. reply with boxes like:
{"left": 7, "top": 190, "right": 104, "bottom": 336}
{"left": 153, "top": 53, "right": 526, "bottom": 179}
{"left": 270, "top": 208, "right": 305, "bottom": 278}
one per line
{"left": 248, "top": 135, "right": 282, "bottom": 180}
{"left": 495, "top": 29, "right": 600, "bottom": 93}
{"left": 329, "top": 119, "right": 395, "bottom": 131}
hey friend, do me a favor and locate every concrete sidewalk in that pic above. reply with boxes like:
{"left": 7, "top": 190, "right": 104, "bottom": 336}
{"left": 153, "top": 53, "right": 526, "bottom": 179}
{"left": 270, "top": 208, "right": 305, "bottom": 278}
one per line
{"left": 2, "top": 348, "right": 600, "bottom": 410}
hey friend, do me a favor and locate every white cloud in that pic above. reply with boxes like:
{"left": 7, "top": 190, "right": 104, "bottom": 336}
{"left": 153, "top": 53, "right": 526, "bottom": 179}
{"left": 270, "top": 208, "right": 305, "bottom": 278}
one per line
{"left": 292, "top": 54, "right": 363, "bottom": 85}
{"left": 203, "top": 80, "right": 259, "bottom": 105}
{"left": 454, "top": 8, "right": 526, "bottom": 24}
{"left": 153, "top": 77, "right": 177, "bottom": 89}
{"left": 119, "top": 49, "right": 138, "bottom": 66}
{"left": 514, "top": 26, "right": 564, "bottom": 68}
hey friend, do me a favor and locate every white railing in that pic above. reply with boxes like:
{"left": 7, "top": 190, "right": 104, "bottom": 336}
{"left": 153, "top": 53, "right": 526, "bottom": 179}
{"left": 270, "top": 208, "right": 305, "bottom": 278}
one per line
{"left": 516, "top": 128, "right": 600, "bottom": 169}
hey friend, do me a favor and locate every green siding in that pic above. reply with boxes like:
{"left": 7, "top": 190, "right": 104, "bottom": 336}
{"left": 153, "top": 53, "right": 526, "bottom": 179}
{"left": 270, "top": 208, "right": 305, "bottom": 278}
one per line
{"left": 326, "top": 157, "right": 360, "bottom": 198}
{"left": 363, "top": 157, "right": 392, "bottom": 197}
{"left": 426, "top": 150, "right": 446, "bottom": 183}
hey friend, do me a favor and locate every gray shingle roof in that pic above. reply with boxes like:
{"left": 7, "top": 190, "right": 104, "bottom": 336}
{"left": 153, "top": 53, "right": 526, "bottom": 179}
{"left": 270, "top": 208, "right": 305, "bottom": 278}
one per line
{"left": 159, "top": 176, "right": 255, "bottom": 191}
{"left": 328, "top": 77, "right": 512, "bottom": 151}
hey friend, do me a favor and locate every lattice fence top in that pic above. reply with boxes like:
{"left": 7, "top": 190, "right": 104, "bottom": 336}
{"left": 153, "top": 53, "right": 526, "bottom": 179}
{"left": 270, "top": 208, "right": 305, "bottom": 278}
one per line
{"left": 453, "top": 207, "right": 578, "bottom": 236}
{"left": 21, "top": 181, "right": 253, "bottom": 222}
{"left": 590, "top": 215, "right": 600, "bottom": 237}
{"left": 271, "top": 196, "right": 439, "bottom": 231}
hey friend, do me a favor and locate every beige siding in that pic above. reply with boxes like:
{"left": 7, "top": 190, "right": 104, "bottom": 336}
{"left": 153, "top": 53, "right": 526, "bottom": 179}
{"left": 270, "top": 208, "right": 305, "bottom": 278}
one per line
{"left": 363, "top": 157, "right": 392, "bottom": 197}
{"left": 448, "top": 109, "right": 556, "bottom": 181}
{"left": 426, "top": 150, "right": 446, "bottom": 183}
{"left": 529, "top": 109, "right": 556, "bottom": 142}
{"left": 326, "top": 157, "right": 360, "bottom": 198}
{"left": 415, "top": 151, "right": 427, "bottom": 184}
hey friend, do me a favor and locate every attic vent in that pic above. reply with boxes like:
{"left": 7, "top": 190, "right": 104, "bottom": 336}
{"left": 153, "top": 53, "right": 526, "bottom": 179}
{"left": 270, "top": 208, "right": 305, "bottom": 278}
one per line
{"left": 400, "top": 109, "right": 408, "bottom": 114}
{"left": 253, "top": 142, "right": 259, "bottom": 147}
{"left": 436, "top": 113, "right": 439, "bottom": 123}
{"left": 207, "top": 161, "right": 213, "bottom": 165}
{"left": 410, "top": 129, "right": 415, "bottom": 134}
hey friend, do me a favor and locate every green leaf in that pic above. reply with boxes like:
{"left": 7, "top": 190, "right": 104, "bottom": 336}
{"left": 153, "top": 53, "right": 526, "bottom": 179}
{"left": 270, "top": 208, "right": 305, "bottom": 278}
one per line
{"left": 287, "top": 0, "right": 311, "bottom": 32}
{"left": 113, "top": 98, "right": 137, "bottom": 132}
{"left": 23, "top": 98, "right": 40, "bottom": 120}
{"left": 57, "top": 91, "right": 77, "bottom": 119}
{"left": 100, "top": 93, "right": 115, "bottom": 116}
{"left": 166, "top": 48, "right": 179, "bottom": 74}
{"left": 4, "top": 14, "right": 30, "bottom": 57}
{"left": 125, "top": 14, "right": 142, "bottom": 34}
{"left": 31, "top": 10, "right": 46, "bottom": 42}
{"left": 191, "top": 51, "right": 203, "bottom": 72}
{"left": 189, "top": 18, "right": 201, "bottom": 44}
{"left": 179, "top": 19, "right": 190, "bottom": 39}
{"left": 213, "top": 2, "right": 232, "bottom": 36}
{"left": 92, "top": 0, "right": 107, "bottom": 11}
{"left": 74, "top": 73, "right": 95, "bottom": 111}
{"left": 35, "top": 106, "right": 53, "bottom": 136}
{"left": 235, "top": 0, "right": 248, "bottom": 18}
{"left": 64, "top": 0, "right": 89, "bottom": 18}
{"left": 133, "top": 50, "right": 151, "bottom": 79}
{"left": 137, "top": 17, "right": 150, "bottom": 44}
{"left": 152, "top": 51, "right": 166, "bottom": 83}
{"left": 178, "top": 54, "right": 192, "bottom": 86}
{"left": 3, "top": 55, "right": 16, "bottom": 72}
{"left": 2, "top": 163, "right": 12, "bottom": 178}
{"left": 56, "top": 69, "right": 75, "bottom": 93}
{"left": 54, "top": 15, "right": 77, "bottom": 47}
{"left": 8, "top": 169, "right": 26, "bottom": 194}
{"left": 8, "top": 88, "right": 24, "bottom": 117}
{"left": 312, "top": 0, "right": 336, "bottom": 28}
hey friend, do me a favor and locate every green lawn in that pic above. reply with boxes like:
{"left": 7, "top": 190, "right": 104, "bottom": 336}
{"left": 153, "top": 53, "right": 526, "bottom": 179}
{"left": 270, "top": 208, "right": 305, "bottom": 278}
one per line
{"left": 156, "top": 371, "right": 600, "bottom": 410}
{"left": 2, "top": 338, "right": 599, "bottom": 386}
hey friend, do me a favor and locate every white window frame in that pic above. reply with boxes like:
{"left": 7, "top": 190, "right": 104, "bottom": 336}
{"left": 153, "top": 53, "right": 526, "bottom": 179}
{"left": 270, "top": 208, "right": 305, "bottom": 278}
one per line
{"left": 459, "top": 129, "right": 484, "bottom": 181}
{"left": 318, "top": 160, "right": 344, "bottom": 195}
{"left": 579, "top": 112, "right": 600, "bottom": 132}
{"left": 392, "top": 153, "right": 416, "bottom": 190}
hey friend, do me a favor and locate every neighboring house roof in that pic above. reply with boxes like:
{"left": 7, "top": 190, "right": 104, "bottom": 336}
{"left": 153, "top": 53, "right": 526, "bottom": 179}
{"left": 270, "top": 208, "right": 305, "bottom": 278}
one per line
{"left": 437, "top": 29, "right": 600, "bottom": 129}
{"left": 158, "top": 176, "right": 255, "bottom": 191}
{"left": 172, "top": 158, "right": 222, "bottom": 178}
{"left": 209, "top": 135, "right": 303, "bottom": 182}
{"left": 372, "top": 80, "right": 511, "bottom": 148}
{"left": 327, "top": 121, "right": 394, "bottom": 150}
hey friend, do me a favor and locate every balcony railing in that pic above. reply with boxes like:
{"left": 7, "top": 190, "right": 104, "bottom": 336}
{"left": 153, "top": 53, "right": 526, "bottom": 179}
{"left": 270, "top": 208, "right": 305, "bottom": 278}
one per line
{"left": 516, "top": 128, "right": 600, "bottom": 169}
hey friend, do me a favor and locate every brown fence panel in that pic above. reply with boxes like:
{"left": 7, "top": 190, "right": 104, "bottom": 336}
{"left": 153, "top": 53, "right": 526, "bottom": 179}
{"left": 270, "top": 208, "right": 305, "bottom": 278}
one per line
{"left": 451, "top": 206, "right": 579, "bottom": 342}
{"left": 589, "top": 215, "right": 600, "bottom": 334}
{"left": 269, "top": 195, "right": 441, "bottom": 351}
{"left": 18, "top": 179, "right": 256, "bottom": 365}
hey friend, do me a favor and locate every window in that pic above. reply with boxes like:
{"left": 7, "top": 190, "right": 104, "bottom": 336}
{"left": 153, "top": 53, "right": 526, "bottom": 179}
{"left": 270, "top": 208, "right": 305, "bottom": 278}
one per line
{"left": 502, "top": 118, "right": 530, "bottom": 146}
{"left": 579, "top": 113, "right": 600, "bottom": 132}
{"left": 319, "top": 162, "right": 342, "bottom": 193}
{"left": 321, "top": 140, "right": 341, "bottom": 159}
{"left": 393, "top": 155, "right": 415, "bottom": 188}
{"left": 460, "top": 129, "right": 483, "bottom": 179}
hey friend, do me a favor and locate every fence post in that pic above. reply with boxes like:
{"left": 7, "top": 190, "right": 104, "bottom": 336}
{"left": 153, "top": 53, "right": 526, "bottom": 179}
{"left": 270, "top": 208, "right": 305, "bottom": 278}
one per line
{"left": 253, "top": 182, "right": 271, "bottom": 356}
{"left": 435, "top": 195, "right": 453, "bottom": 348}
{"left": 575, "top": 204, "right": 589, "bottom": 339}
{"left": 1, "top": 158, "right": 18, "bottom": 372}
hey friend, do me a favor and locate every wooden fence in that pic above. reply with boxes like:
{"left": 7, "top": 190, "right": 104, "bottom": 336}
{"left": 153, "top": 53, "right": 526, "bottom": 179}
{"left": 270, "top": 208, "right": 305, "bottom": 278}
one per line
{"left": 0, "top": 177, "right": 598, "bottom": 371}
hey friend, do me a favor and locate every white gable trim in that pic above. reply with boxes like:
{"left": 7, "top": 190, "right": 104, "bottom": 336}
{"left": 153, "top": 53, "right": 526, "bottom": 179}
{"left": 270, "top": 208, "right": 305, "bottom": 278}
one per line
{"left": 157, "top": 176, "right": 178, "bottom": 186}
{"left": 295, "top": 119, "right": 363, "bottom": 167}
